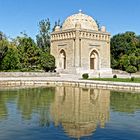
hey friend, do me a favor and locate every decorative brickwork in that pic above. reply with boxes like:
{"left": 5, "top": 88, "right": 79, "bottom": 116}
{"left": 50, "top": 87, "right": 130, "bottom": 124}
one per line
{"left": 51, "top": 11, "right": 112, "bottom": 75}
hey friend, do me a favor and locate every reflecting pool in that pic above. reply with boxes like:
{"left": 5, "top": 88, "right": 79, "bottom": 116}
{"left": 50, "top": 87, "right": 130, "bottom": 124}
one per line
{"left": 0, "top": 87, "right": 140, "bottom": 140}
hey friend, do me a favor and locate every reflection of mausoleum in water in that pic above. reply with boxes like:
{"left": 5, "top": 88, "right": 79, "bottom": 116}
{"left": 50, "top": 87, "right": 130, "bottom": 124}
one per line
{"left": 50, "top": 87, "right": 110, "bottom": 139}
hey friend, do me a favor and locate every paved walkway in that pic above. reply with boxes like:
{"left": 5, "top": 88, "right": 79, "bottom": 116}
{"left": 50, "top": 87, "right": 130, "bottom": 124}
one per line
{"left": 0, "top": 74, "right": 140, "bottom": 87}
{"left": 0, "top": 74, "right": 80, "bottom": 81}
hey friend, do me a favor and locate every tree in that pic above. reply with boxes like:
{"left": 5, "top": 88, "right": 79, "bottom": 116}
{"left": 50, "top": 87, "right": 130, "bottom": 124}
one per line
{"left": 119, "top": 55, "right": 130, "bottom": 70}
{"left": 0, "top": 40, "right": 8, "bottom": 64}
{"left": 111, "top": 32, "right": 140, "bottom": 72}
{"left": 136, "top": 56, "right": 140, "bottom": 71}
{"left": 16, "top": 35, "right": 41, "bottom": 70}
{"left": 36, "top": 19, "right": 51, "bottom": 52}
{"left": 111, "top": 32, "right": 138, "bottom": 60}
{"left": 126, "top": 65, "right": 137, "bottom": 76}
{"left": 0, "top": 32, "right": 9, "bottom": 68}
{"left": 1, "top": 45, "right": 20, "bottom": 70}
{"left": 39, "top": 52, "right": 55, "bottom": 72}
{"left": 0, "top": 31, "right": 6, "bottom": 40}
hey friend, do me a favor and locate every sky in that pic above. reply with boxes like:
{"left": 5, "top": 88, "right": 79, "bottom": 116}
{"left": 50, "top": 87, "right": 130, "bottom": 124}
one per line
{"left": 0, "top": 0, "right": 140, "bottom": 39}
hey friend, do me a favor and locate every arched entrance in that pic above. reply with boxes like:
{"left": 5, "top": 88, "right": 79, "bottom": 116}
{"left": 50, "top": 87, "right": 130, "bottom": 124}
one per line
{"left": 59, "top": 50, "right": 66, "bottom": 69}
{"left": 90, "top": 50, "right": 99, "bottom": 70}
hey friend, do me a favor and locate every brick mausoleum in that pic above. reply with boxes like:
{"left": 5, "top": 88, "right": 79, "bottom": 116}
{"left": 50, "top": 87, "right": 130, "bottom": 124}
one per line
{"left": 51, "top": 11, "right": 112, "bottom": 76}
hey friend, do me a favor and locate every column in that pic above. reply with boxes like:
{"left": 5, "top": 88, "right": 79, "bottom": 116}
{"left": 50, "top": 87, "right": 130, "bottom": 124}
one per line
{"left": 75, "top": 30, "right": 80, "bottom": 67}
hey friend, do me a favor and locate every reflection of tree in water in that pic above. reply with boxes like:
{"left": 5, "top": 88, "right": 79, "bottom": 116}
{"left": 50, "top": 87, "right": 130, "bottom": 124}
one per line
{"left": 17, "top": 87, "right": 55, "bottom": 126}
{"left": 50, "top": 87, "right": 110, "bottom": 139}
{"left": 111, "top": 91, "right": 140, "bottom": 113}
{"left": 0, "top": 90, "right": 17, "bottom": 120}
{"left": 0, "top": 87, "right": 55, "bottom": 126}
{"left": 1, "top": 86, "right": 140, "bottom": 138}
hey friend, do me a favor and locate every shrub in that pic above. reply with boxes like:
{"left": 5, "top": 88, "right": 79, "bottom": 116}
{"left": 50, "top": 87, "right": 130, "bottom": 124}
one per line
{"left": 113, "top": 74, "right": 117, "bottom": 78}
{"left": 126, "top": 65, "right": 137, "bottom": 75}
{"left": 82, "top": 73, "right": 89, "bottom": 79}
{"left": 131, "top": 77, "right": 135, "bottom": 81}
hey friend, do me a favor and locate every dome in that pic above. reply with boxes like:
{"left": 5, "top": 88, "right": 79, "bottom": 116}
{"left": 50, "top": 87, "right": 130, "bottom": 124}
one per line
{"left": 62, "top": 11, "right": 98, "bottom": 31}
{"left": 54, "top": 25, "right": 60, "bottom": 31}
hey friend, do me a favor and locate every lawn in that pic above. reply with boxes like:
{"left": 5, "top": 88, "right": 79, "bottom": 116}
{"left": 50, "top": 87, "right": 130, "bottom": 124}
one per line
{"left": 89, "top": 78, "right": 140, "bottom": 83}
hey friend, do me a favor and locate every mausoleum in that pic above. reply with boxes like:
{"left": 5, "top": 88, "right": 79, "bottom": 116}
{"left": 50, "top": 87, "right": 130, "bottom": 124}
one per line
{"left": 51, "top": 11, "right": 112, "bottom": 76}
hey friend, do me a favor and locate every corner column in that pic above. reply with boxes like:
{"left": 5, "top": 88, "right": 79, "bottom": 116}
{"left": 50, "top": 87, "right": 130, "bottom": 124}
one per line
{"left": 75, "top": 29, "right": 80, "bottom": 67}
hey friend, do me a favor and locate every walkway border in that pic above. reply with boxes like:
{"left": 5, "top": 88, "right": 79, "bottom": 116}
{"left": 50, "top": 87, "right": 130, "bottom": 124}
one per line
{"left": 0, "top": 78, "right": 140, "bottom": 92}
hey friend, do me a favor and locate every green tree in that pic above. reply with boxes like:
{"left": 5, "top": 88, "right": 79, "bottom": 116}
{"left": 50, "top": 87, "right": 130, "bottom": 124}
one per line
{"left": 119, "top": 55, "right": 130, "bottom": 70}
{"left": 111, "top": 32, "right": 138, "bottom": 60}
{"left": 136, "top": 56, "right": 140, "bottom": 71}
{"left": 36, "top": 19, "right": 51, "bottom": 52}
{"left": 0, "top": 32, "right": 9, "bottom": 68}
{"left": 0, "top": 31, "right": 6, "bottom": 40}
{"left": 40, "top": 52, "right": 55, "bottom": 72}
{"left": 1, "top": 45, "right": 20, "bottom": 70}
{"left": 126, "top": 65, "right": 137, "bottom": 76}
{"left": 16, "top": 35, "right": 41, "bottom": 70}
{"left": 0, "top": 40, "right": 8, "bottom": 65}
{"left": 111, "top": 32, "right": 140, "bottom": 72}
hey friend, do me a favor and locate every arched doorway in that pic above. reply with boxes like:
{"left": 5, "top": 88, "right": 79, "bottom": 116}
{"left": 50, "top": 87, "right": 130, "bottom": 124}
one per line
{"left": 90, "top": 50, "right": 99, "bottom": 70}
{"left": 59, "top": 50, "right": 66, "bottom": 69}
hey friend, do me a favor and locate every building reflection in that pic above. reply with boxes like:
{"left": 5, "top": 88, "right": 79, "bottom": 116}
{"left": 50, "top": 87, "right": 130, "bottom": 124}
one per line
{"left": 0, "top": 86, "right": 110, "bottom": 139}
{"left": 50, "top": 87, "right": 110, "bottom": 139}
{"left": 1, "top": 87, "right": 140, "bottom": 140}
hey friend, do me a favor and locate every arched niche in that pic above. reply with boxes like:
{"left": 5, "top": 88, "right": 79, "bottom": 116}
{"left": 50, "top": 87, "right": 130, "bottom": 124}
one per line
{"left": 90, "top": 50, "right": 99, "bottom": 70}
{"left": 59, "top": 49, "right": 66, "bottom": 69}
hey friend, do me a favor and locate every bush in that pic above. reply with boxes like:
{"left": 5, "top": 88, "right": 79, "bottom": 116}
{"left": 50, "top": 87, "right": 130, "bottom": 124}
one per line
{"left": 113, "top": 74, "right": 117, "bottom": 78}
{"left": 126, "top": 65, "right": 137, "bottom": 74}
{"left": 131, "top": 77, "right": 135, "bottom": 81}
{"left": 82, "top": 73, "right": 89, "bottom": 79}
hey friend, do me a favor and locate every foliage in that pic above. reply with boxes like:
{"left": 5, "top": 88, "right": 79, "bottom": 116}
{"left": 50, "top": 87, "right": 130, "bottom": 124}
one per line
{"left": 36, "top": 19, "right": 51, "bottom": 52}
{"left": 0, "top": 31, "right": 6, "bottom": 40}
{"left": 113, "top": 75, "right": 117, "bottom": 78}
{"left": 0, "top": 39, "right": 8, "bottom": 65}
{"left": 1, "top": 45, "right": 20, "bottom": 70}
{"left": 126, "top": 65, "right": 137, "bottom": 74}
{"left": 0, "top": 32, "right": 9, "bottom": 66}
{"left": 16, "top": 35, "right": 41, "bottom": 70}
{"left": 111, "top": 32, "right": 140, "bottom": 72}
{"left": 39, "top": 52, "right": 55, "bottom": 72}
{"left": 0, "top": 31, "right": 56, "bottom": 72}
{"left": 131, "top": 77, "right": 135, "bottom": 81}
{"left": 82, "top": 73, "right": 89, "bottom": 79}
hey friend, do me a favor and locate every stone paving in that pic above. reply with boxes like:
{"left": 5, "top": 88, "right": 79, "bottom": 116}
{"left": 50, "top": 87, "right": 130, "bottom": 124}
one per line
{"left": 0, "top": 74, "right": 140, "bottom": 92}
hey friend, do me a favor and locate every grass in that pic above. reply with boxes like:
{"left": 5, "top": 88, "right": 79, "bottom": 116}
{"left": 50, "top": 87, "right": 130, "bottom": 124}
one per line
{"left": 89, "top": 78, "right": 140, "bottom": 83}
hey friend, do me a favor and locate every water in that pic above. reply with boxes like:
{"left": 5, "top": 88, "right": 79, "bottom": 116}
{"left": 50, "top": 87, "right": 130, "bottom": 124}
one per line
{"left": 0, "top": 86, "right": 140, "bottom": 140}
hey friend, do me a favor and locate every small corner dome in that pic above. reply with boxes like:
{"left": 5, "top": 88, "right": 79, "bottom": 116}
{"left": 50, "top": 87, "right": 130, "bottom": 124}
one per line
{"left": 101, "top": 26, "right": 106, "bottom": 32}
{"left": 62, "top": 11, "right": 98, "bottom": 31}
{"left": 54, "top": 25, "right": 60, "bottom": 31}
